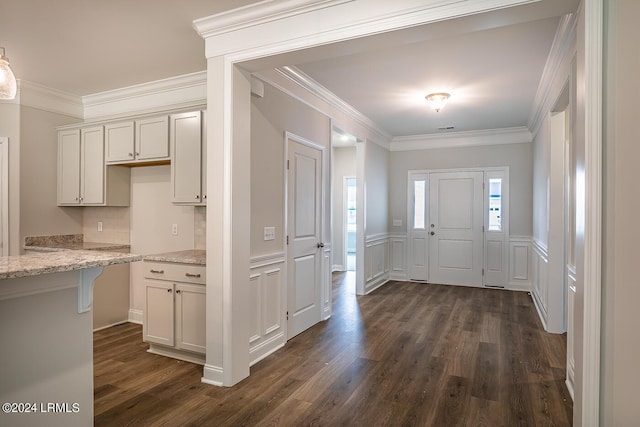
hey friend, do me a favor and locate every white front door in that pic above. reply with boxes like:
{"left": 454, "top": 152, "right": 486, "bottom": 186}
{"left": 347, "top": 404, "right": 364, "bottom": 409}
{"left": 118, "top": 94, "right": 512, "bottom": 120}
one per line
{"left": 428, "top": 171, "right": 484, "bottom": 286}
{"left": 287, "top": 136, "right": 323, "bottom": 339}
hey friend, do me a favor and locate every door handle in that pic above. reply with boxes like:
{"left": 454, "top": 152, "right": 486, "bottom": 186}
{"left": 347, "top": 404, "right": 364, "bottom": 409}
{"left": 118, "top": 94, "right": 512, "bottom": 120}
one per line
{"left": 317, "top": 242, "right": 325, "bottom": 248}
{"left": 430, "top": 231, "right": 435, "bottom": 236}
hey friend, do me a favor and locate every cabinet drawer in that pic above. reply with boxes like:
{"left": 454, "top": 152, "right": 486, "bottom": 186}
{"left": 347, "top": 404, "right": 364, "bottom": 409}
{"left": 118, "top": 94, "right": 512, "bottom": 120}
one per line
{"left": 144, "top": 261, "right": 206, "bottom": 284}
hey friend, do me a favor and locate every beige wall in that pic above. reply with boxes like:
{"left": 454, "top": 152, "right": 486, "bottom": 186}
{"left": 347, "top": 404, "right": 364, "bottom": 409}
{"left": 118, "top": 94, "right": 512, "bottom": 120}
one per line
{"left": 331, "top": 146, "right": 356, "bottom": 269}
{"left": 365, "top": 141, "right": 389, "bottom": 237}
{"left": 19, "top": 106, "right": 81, "bottom": 250}
{"left": 602, "top": 0, "right": 640, "bottom": 423}
{"left": 0, "top": 103, "right": 21, "bottom": 254}
{"left": 389, "top": 143, "right": 533, "bottom": 237}
{"left": 250, "top": 82, "right": 331, "bottom": 258}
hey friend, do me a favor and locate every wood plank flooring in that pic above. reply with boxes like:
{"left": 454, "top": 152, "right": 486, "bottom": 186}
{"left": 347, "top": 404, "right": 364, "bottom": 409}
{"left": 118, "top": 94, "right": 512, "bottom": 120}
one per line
{"left": 94, "top": 273, "right": 572, "bottom": 426}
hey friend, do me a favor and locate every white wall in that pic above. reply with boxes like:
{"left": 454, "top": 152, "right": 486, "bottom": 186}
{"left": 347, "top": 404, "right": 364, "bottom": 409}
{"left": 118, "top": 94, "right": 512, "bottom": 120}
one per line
{"left": 128, "top": 165, "right": 195, "bottom": 321}
{"left": 602, "top": 0, "right": 640, "bottom": 423}
{"left": 0, "top": 103, "right": 20, "bottom": 254}
{"left": 389, "top": 142, "right": 533, "bottom": 236}
{"left": 331, "top": 146, "right": 356, "bottom": 271}
{"left": 365, "top": 141, "right": 389, "bottom": 237}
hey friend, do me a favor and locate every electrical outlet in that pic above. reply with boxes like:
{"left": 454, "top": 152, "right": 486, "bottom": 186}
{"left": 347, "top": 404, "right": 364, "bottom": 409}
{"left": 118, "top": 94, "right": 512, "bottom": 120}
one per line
{"left": 97, "top": 221, "right": 103, "bottom": 232}
{"left": 172, "top": 224, "right": 178, "bottom": 236}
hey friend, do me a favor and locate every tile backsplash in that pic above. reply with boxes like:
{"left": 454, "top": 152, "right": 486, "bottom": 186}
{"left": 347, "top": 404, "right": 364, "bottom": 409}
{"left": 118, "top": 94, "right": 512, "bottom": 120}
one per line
{"left": 83, "top": 207, "right": 130, "bottom": 245}
{"left": 194, "top": 206, "right": 206, "bottom": 250}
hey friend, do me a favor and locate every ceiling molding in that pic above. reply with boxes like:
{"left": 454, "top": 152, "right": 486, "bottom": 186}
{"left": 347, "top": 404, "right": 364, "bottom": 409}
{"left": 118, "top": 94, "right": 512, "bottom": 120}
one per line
{"left": 528, "top": 13, "right": 577, "bottom": 137}
{"left": 82, "top": 71, "right": 207, "bottom": 120}
{"left": 390, "top": 127, "right": 532, "bottom": 151}
{"left": 193, "top": 0, "right": 353, "bottom": 39}
{"left": 196, "top": 0, "right": 539, "bottom": 60}
{"left": 16, "top": 80, "right": 83, "bottom": 118}
{"left": 255, "top": 66, "right": 391, "bottom": 148}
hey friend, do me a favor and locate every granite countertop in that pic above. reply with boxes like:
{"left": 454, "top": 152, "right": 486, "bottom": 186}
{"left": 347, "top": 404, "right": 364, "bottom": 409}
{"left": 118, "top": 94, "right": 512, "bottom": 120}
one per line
{"left": 0, "top": 250, "right": 142, "bottom": 280}
{"left": 23, "top": 234, "right": 130, "bottom": 253}
{"left": 144, "top": 249, "right": 206, "bottom": 265}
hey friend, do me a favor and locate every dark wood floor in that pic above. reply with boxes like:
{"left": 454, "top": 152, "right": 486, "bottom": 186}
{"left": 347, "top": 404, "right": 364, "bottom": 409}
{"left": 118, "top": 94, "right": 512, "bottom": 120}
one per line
{"left": 94, "top": 273, "right": 572, "bottom": 426}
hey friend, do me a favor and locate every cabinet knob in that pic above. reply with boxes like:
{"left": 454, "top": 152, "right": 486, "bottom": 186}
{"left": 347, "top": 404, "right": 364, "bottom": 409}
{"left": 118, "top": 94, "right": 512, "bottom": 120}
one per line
{"left": 195, "top": 195, "right": 200, "bottom": 199}
{"left": 203, "top": 195, "right": 207, "bottom": 200}
{"left": 136, "top": 152, "right": 140, "bottom": 156}
{"left": 75, "top": 197, "right": 79, "bottom": 201}
{"left": 176, "top": 290, "right": 181, "bottom": 294}
{"left": 167, "top": 288, "right": 172, "bottom": 293}
{"left": 128, "top": 152, "right": 133, "bottom": 157}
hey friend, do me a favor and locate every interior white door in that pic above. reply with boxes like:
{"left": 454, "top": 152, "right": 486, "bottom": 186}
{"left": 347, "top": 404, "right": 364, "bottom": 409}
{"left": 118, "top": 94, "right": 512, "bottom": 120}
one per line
{"left": 408, "top": 173, "right": 428, "bottom": 281}
{"left": 287, "top": 137, "right": 323, "bottom": 339}
{"left": 429, "top": 171, "right": 484, "bottom": 286}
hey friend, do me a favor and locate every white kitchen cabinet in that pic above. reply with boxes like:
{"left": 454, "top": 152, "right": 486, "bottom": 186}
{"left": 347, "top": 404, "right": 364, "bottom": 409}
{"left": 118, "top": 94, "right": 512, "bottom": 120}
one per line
{"left": 57, "top": 126, "right": 130, "bottom": 206}
{"left": 171, "top": 111, "right": 206, "bottom": 205}
{"left": 143, "top": 262, "right": 206, "bottom": 363}
{"left": 105, "top": 116, "right": 169, "bottom": 164}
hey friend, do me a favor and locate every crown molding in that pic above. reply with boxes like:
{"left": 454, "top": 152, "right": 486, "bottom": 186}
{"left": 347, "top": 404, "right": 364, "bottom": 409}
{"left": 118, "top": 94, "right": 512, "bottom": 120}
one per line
{"left": 193, "top": 0, "right": 353, "bottom": 39}
{"left": 261, "top": 66, "right": 391, "bottom": 148}
{"left": 195, "top": 0, "right": 538, "bottom": 60}
{"left": 14, "top": 80, "right": 83, "bottom": 118}
{"left": 390, "top": 127, "right": 532, "bottom": 151}
{"left": 528, "top": 13, "right": 577, "bottom": 137}
{"left": 82, "top": 71, "right": 207, "bottom": 120}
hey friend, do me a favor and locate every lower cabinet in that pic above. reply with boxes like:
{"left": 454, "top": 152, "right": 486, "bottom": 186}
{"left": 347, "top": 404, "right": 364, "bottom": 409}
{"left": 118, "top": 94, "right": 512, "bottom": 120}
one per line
{"left": 143, "top": 262, "right": 206, "bottom": 364}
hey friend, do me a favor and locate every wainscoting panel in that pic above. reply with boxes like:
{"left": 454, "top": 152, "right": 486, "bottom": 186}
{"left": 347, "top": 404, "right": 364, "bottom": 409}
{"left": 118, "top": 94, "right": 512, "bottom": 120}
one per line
{"left": 389, "top": 235, "right": 407, "bottom": 281}
{"left": 322, "top": 247, "right": 332, "bottom": 320}
{"left": 249, "top": 254, "right": 286, "bottom": 366}
{"left": 365, "top": 235, "right": 390, "bottom": 294}
{"left": 509, "top": 237, "right": 532, "bottom": 291}
{"left": 531, "top": 239, "right": 550, "bottom": 330}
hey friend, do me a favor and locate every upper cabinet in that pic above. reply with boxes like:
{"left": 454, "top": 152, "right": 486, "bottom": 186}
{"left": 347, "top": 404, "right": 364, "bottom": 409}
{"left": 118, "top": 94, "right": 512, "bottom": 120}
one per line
{"left": 105, "top": 116, "right": 169, "bottom": 165}
{"left": 171, "top": 111, "right": 206, "bottom": 205}
{"left": 57, "top": 126, "right": 130, "bottom": 206}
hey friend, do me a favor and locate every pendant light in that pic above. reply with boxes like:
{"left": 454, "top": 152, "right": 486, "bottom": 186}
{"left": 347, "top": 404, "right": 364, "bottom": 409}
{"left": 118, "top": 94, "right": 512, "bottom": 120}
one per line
{"left": 0, "top": 47, "right": 18, "bottom": 100}
{"left": 425, "top": 92, "right": 450, "bottom": 112}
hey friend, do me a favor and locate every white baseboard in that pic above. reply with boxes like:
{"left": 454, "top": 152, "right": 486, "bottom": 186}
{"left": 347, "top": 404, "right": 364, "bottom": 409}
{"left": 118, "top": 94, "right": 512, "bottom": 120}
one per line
{"left": 250, "top": 333, "right": 285, "bottom": 366}
{"left": 332, "top": 264, "right": 345, "bottom": 272}
{"left": 202, "top": 364, "right": 224, "bottom": 387}
{"left": 365, "top": 276, "right": 389, "bottom": 294}
{"left": 93, "top": 320, "right": 129, "bottom": 332}
{"left": 147, "top": 344, "right": 205, "bottom": 365}
{"left": 128, "top": 309, "right": 143, "bottom": 324}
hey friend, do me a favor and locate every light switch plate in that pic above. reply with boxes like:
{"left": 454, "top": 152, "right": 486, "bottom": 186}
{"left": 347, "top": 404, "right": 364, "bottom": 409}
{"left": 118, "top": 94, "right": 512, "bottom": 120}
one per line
{"left": 393, "top": 219, "right": 403, "bottom": 227}
{"left": 97, "top": 221, "right": 103, "bottom": 232}
{"left": 264, "top": 227, "right": 275, "bottom": 241}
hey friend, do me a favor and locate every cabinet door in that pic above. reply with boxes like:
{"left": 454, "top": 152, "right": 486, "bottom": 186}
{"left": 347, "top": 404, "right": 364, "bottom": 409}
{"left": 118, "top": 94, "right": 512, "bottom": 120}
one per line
{"left": 171, "top": 111, "right": 202, "bottom": 204}
{"left": 175, "top": 283, "right": 206, "bottom": 354}
{"left": 80, "top": 126, "right": 105, "bottom": 204}
{"left": 57, "top": 129, "right": 81, "bottom": 205}
{"left": 136, "top": 116, "right": 169, "bottom": 161}
{"left": 144, "top": 280, "right": 175, "bottom": 347}
{"left": 105, "top": 121, "right": 135, "bottom": 163}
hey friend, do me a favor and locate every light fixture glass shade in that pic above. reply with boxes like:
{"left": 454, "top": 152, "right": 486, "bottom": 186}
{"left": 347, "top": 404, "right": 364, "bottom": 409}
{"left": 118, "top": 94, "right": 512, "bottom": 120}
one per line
{"left": 425, "top": 92, "right": 450, "bottom": 112}
{"left": 0, "top": 48, "right": 17, "bottom": 100}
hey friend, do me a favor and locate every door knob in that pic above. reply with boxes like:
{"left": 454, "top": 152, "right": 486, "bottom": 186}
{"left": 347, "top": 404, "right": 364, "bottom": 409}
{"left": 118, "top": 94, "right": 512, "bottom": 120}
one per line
{"left": 430, "top": 231, "right": 435, "bottom": 236}
{"left": 317, "top": 242, "right": 325, "bottom": 248}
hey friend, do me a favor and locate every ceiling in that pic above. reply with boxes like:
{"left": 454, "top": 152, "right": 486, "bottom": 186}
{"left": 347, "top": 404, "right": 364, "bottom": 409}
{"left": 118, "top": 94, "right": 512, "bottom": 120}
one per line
{"left": 1, "top": 0, "right": 579, "bottom": 138}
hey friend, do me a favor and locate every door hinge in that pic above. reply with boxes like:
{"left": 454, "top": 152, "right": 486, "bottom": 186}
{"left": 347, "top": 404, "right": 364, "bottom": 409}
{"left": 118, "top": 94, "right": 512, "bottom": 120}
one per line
{"left": 286, "top": 235, "right": 289, "bottom": 245}
{"left": 287, "top": 160, "right": 290, "bottom": 170}
{"left": 286, "top": 311, "right": 289, "bottom": 320}
{"left": 482, "top": 268, "right": 485, "bottom": 276}
{"left": 482, "top": 225, "right": 485, "bottom": 232}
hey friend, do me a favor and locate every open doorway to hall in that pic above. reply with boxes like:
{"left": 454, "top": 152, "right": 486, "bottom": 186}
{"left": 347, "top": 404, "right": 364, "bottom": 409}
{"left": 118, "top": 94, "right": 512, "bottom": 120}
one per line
{"left": 345, "top": 177, "right": 356, "bottom": 271}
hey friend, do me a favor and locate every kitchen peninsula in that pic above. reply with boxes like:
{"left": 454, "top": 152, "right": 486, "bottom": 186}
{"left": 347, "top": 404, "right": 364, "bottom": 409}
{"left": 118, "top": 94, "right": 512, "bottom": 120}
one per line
{"left": 0, "top": 250, "right": 140, "bottom": 427}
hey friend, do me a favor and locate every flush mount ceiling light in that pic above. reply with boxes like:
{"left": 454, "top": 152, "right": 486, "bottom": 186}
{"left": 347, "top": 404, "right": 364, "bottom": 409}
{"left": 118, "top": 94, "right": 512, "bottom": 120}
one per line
{"left": 425, "top": 92, "right": 450, "bottom": 112}
{"left": 0, "top": 46, "right": 18, "bottom": 100}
